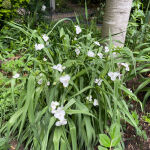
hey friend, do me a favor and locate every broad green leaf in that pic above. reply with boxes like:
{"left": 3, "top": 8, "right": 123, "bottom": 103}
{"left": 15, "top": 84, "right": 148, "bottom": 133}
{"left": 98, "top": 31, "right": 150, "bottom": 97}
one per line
{"left": 111, "top": 136, "right": 121, "bottom": 147}
{"left": 99, "top": 134, "right": 111, "bottom": 148}
{"left": 98, "top": 146, "right": 108, "bottom": 150}
{"left": 110, "top": 123, "right": 120, "bottom": 140}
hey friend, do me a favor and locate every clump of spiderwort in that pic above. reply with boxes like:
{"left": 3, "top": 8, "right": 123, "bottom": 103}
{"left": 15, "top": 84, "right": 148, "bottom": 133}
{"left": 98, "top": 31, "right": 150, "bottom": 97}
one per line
{"left": 51, "top": 101, "right": 67, "bottom": 126}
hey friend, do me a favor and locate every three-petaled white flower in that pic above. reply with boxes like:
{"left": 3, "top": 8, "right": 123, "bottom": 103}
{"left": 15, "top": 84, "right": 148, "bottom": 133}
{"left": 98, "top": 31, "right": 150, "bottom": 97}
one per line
{"left": 105, "top": 46, "right": 109, "bottom": 53}
{"left": 59, "top": 75, "right": 70, "bottom": 87}
{"left": 13, "top": 73, "right": 20, "bottom": 79}
{"left": 42, "top": 34, "right": 49, "bottom": 42}
{"left": 93, "top": 99, "right": 99, "bottom": 106}
{"left": 97, "top": 53, "right": 103, "bottom": 59}
{"left": 52, "top": 64, "right": 66, "bottom": 72}
{"left": 38, "top": 79, "right": 43, "bottom": 85}
{"left": 118, "top": 63, "right": 129, "bottom": 71}
{"left": 108, "top": 72, "right": 121, "bottom": 81}
{"left": 54, "top": 107, "right": 66, "bottom": 120}
{"left": 95, "top": 78, "right": 103, "bottom": 86}
{"left": 47, "top": 81, "right": 50, "bottom": 86}
{"left": 75, "top": 48, "right": 80, "bottom": 56}
{"left": 86, "top": 95, "right": 92, "bottom": 102}
{"left": 87, "top": 50, "right": 95, "bottom": 57}
{"left": 41, "top": 5, "right": 46, "bottom": 11}
{"left": 35, "top": 43, "right": 44, "bottom": 50}
{"left": 74, "top": 37, "right": 77, "bottom": 40}
{"left": 94, "top": 41, "right": 100, "bottom": 46}
{"left": 112, "top": 52, "right": 117, "bottom": 57}
{"left": 51, "top": 101, "right": 59, "bottom": 111}
{"left": 43, "top": 57, "right": 47, "bottom": 61}
{"left": 75, "top": 25, "right": 82, "bottom": 34}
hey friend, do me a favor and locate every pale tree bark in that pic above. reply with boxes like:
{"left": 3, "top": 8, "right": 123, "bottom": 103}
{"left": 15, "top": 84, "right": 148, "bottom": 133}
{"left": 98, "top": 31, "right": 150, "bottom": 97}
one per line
{"left": 102, "top": 0, "right": 133, "bottom": 47}
{"left": 50, "top": 0, "right": 55, "bottom": 11}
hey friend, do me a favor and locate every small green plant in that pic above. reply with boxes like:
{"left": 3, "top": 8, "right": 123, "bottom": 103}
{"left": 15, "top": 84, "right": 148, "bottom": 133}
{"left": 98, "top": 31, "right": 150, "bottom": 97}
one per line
{"left": 143, "top": 113, "right": 150, "bottom": 124}
{"left": 98, "top": 123, "right": 122, "bottom": 150}
{"left": 0, "top": 0, "right": 29, "bottom": 28}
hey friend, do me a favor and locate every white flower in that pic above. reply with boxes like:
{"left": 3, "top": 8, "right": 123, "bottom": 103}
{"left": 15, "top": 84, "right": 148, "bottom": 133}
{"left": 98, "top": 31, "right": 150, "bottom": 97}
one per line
{"left": 105, "top": 46, "right": 109, "bottom": 53}
{"left": 75, "top": 25, "right": 82, "bottom": 34}
{"left": 42, "top": 34, "right": 49, "bottom": 42}
{"left": 121, "top": 63, "right": 129, "bottom": 71}
{"left": 108, "top": 72, "right": 121, "bottom": 81}
{"left": 54, "top": 107, "right": 65, "bottom": 121}
{"left": 95, "top": 78, "right": 103, "bottom": 86}
{"left": 112, "top": 52, "right": 117, "bottom": 57}
{"left": 41, "top": 5, "right": 46, "bottom": 11}
{"left": 94, "top": 41, "right": 100, "bottom": 46}
{"left": 50, "top": 102, "right": 67, "bottom": 126}
{"left": 52, "top": 64, "right": 66, "bottom": 72}
{"left": 75, "top": 48, "right": 80, "bottom": 56}
{"left": 51, "top": 101, "right": 59, "bottom": 110}
{"left": 93, "top": 99, "right": 98, "bottom": 106}
{"left": 97, "top": 53, "right": 103, "bottom": 59}
{"left": 13, "top": 73, "right": 20, "bottom": 79}
{"left": 47, "top": 81, "right": 50, "bottom": 86}
{"left": 43, "top": 57, "right": 47, "bottom": 61}
{"left": 39, "top": 73, "right": 43, "bottom": 77}
{"left": 87, "top": 50, "right": 95, "bottom": 57}
{"left": 35, "top": 43, "right": 44, "bottom": 50}
{"left": 38, "top": 79, "right": 43, "bottom": 85}
{"left": 74, "top": 37, "right": 77, "bottom": 40}
{"left": 59, "top": 75, "right": 70, "bottom": 87}
{"left": 86, "top": 95, "right": 92, "bottom": 102}
{"left": 128, "top": 88, "right": 132, "bottom": 93}
{"left": 55, "top": 119, "right": 67, "bottom": 126}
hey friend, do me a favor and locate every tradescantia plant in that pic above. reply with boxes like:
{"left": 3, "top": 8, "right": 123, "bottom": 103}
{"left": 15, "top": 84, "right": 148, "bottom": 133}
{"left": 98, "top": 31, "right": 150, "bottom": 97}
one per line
{"left": 0, "top": 20, "right": 143, "bottom": 150}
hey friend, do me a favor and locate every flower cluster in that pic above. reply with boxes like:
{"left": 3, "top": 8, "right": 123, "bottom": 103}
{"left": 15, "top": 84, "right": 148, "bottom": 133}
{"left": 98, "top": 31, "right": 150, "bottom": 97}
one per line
{"left": 86, "top": 95, "right": 99, "bottom": 106}
{"left": 108, "top": 72, "right": 121, "bottom": 81}
{"left": 51, "top": 101, "right": 67, "bottom": 126}
{"left": 87, "top": 50, "right": 95, "bottom": 57}
{"left": 43, "top": 57, "right": 47, "bottom": 61}
{"left": 105, "top": 46, "right": 109, "bottom": 53}
{"left": 13, "top": 73, "right": 20, "bottom": 79}
{"left": 97, "top": 53, "right": 103, "bottom": 59}
{"left": 94, "top": 41, "right": 101, "bottom": 46}
{"left": 75, "top": 25, "right": 82, "bottom": 34}
{"left": 86, "top": 95, "right": 92, "bottom": 102}
{"left": 52, "top": 64, "right": 66, "bottom": 72}
{"left": 75, "top": 48, "right": 80, "bottom": 56}
{"left": 42, "top": 34, "right": 49, "bottom": 42}
{"left": 35, "top": 43, "right": 44, "bottom": 50}
{"left": 41, "top": 5, "right": 46, "bottom": 11}
{"left": 59, "top": 75, "right": 70, "bottom": 87}
{"left": 95, "top": 78, "right": 103, "bottom": 86}
{"left": 118, "top": 63, "right": 129, "bottom": 71}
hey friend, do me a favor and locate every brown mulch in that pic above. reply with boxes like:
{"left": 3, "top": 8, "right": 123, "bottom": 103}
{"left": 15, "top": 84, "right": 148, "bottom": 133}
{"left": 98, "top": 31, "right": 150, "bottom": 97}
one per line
{"left": 124, "top": 100, "right": 150, "bottom": 150}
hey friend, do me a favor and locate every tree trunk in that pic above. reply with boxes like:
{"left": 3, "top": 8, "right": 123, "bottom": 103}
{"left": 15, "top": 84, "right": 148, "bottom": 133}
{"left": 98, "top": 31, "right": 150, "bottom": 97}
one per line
{"left": 50, "top": 0, "right": 55, "bottom": 12}
{"left": 102, "top": 0, "right": 133, "bottom": 47}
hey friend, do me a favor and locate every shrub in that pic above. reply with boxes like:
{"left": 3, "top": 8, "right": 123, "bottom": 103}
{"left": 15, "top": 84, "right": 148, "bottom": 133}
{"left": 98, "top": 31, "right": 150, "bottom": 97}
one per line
{"left": 0, "top": 20, "right": 144, "bottom": 149}
{"left": 0, "top": 0, "right": 29, "bottom": 28}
